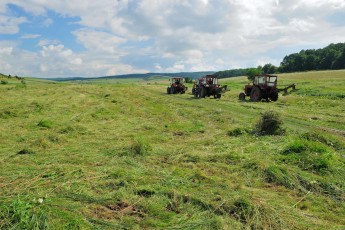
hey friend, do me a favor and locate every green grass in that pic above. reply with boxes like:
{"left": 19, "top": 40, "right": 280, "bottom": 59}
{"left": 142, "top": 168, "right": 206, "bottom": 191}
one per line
{"left": 0, "top": 70, "right": 345, "bottom": 229}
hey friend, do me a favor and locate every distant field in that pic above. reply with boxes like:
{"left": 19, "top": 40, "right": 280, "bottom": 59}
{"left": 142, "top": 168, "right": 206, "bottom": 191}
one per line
{"left": 0, "top": 70, "right": 344, "bottom": 229}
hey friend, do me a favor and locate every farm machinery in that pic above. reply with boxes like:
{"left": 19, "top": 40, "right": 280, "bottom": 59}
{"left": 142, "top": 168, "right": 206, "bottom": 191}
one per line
{"left": 239, "top": 74, "right": 296, "bottom": 102}
{"left": 192, "top": 75, "right": 228, "bottom": 99}
{"left": 167, "top": 77, "right": 188, "bottom": 94}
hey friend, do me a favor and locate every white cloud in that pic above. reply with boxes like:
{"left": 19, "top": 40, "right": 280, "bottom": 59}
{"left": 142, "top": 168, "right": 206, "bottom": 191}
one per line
{"left": 38, "top": 39, "right": 60, "bottom": 47}
{"left": 1, "top": 0, "right": 345, "bottom": 77}
{"left": 73, "top": 29, "right": 127, "bottom": 55}
{"left": 42, "top": 18, "right": 53, "bottom": 27}
{"left": 0, "top": 46, "right": 13, "bottom": 55}
{"left": 165, "top": 63, "right": 186, "bottom": 72}
{"left": 21, "top": 34, "right": 40, "bottom": 39}
{"left": 106, "top": 64, "right": 147, "bottom": 76}
{"left": 0, "top": 14, "right": 27, "bottom": 34}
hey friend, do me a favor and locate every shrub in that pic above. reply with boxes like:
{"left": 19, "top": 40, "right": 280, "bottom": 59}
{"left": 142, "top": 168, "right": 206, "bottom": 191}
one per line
{"left": 255, "top": 110, "right": 285, "bottom": 135}
{"left": 1, "top": 80, "right": 8, "bottom": 84}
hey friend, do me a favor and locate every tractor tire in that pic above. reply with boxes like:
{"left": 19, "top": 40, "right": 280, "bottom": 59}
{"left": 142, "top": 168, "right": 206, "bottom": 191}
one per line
{"left": 193, "top": 89, "right": 198, "bottom": 98}
{"left": 170, "top": 87, "right": 175, "bottom": 94}
{"left": 216, "top": 94, "right": 221, "bottom": 99}
{"left": 250, "top": 86, "right": 262, "bottom": 102}
{"left": 270, "top": 92, "right": 279, "bottom": 101}
{"left": 199, "top": 87, "right": 206, "bottom": 98}
{"left": 239, "top": 92, "right": 245, "bottom": 101}
{"left": 167, "top": 87, "right": 171, "bottom": 94}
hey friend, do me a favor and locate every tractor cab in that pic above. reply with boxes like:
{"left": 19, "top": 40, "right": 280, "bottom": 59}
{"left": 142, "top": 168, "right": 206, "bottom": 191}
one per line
{"left": 167, "top": 77, "right": 187, "bottom": 94}
{"left": 171, "top": 77, "right": 183, "bottom": 85}
{"left": 204, "top": 75, "right": 219, "bottom": 86}
{"left": 253, "top": 75, "right": 277, "bottom": 88}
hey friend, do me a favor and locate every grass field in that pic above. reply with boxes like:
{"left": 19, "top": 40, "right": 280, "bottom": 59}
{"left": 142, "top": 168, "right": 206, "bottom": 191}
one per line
{"left": 0, "top": 70, "right": 345, "bottom": 229}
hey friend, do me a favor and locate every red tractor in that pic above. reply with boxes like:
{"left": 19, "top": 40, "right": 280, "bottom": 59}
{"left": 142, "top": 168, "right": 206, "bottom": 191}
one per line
{"left": 192, "top": 75, "right": 227, "bottom": 99}
{"left": 167, "top": 77, "right": 188, "bottom": 94}
{"left": 239, "top": 74, "right": 279, "bottom": 102}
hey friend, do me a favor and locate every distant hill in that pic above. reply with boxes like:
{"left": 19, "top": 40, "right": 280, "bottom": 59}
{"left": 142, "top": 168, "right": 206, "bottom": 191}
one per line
{"left": 48, "top": 71, "right": 215, "bottom": 82}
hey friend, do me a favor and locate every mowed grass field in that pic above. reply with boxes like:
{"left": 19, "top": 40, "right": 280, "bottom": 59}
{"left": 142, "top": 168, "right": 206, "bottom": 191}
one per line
{"left": 0, "top": 70, "right": 344, "bottom": 229}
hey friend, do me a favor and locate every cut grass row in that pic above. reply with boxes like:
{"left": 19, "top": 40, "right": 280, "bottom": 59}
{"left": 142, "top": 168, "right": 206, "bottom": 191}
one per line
{"left": 0, "top": 70, "right": 344, "bottom": 229}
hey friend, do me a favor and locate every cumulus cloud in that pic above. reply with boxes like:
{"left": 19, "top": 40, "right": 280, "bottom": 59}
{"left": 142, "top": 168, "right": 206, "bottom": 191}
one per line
{"left": 73, "top": 29, "right": 127, "bottom": 55}
{"left": 0, "top": 14, "right": 27, "bottom": 34}
{"left": 1, "top": 0, "right": 345, "bottom": 77}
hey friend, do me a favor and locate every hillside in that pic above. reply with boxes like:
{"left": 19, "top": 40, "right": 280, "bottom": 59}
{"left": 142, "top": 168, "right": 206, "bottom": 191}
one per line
{"left": 0, "top": 70, "right": 345, "bottom": 229}
{"left": 48, "top": 71, "right": 215, "bottom": 82}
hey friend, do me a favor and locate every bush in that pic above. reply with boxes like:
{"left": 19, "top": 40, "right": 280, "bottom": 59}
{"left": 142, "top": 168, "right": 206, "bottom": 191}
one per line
{"left": 1, "top": 80, "right": 8, "bottom": 84}
{"left": 255, "top": 110, "right": 285, "bottom": 135}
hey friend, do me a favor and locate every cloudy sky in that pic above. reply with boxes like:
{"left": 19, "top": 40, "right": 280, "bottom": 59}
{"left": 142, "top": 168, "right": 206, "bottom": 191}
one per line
{"left": 1, "top": 0, "right": 345, "bottom": 78}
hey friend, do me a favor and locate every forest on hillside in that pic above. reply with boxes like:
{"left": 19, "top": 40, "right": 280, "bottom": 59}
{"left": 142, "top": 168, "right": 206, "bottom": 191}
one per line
{"left": 215, "top": 42, "right": 345, "bottom": 79}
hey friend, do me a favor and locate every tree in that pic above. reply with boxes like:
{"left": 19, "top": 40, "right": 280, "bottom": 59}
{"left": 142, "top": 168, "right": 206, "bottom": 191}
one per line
{"left": 278, "top": 42, "right": 345, "bottom": 72}
{"left": 331, "top": 48, "right": 345, "bottom": 69}
{"left": 246, "top": 67, "right": 262, "bottom": 81}
{"left": 184, "top": 77, "right": 193, "bottom": 83}
{"left": 262, "top": 63, "right": 277, "bottom": 74}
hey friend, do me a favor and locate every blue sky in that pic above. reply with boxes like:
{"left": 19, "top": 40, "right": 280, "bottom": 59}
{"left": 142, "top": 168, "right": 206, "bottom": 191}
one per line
{"left": 1, "top": 0, "right": 345, "bottom": 78}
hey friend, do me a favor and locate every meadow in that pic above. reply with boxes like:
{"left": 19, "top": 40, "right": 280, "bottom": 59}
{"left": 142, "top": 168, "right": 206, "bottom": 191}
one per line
{"left": 0, "top": 70, "right": 344, "bottom": 229}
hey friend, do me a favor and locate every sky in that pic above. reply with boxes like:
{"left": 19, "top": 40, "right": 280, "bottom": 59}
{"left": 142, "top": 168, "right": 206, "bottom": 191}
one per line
{"left": 1, "top": 0, "right": 345, "bottom": 78}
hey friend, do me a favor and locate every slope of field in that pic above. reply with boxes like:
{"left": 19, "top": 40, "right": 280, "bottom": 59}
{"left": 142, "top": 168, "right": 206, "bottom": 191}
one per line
{"left": 0, "top": 70, "right": 344, "bottom": 229}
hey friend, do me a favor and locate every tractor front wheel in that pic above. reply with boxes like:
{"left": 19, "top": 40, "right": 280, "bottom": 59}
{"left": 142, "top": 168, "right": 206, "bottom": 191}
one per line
{"left": 193, "top": 89, "right": 198, "bottom": 97}
{"left": 167, "top": 87, "right": 171, "bottom": 94}
{"left": 239, "top": 92, "right": 245, "bottom": 101}
{"left": 250, "top": 87, "right": 262, "bottom": 102}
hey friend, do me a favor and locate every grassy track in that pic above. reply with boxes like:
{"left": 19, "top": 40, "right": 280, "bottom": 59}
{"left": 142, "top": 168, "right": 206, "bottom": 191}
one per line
{"left": 0, "top": 70, "right": 345, "bottom": 229}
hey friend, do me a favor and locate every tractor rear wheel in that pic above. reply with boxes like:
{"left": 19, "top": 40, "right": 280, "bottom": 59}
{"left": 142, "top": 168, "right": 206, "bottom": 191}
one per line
{"left": 270, "top": 92, "right": 278, "bottom": 101}
{"left": 170, "top": 87, "right": 176, "bottom": 94}
{"left": 239, "top": 93, "right": 245, "bottom": 101}
{"left": 250, "top": 87, "right": 262, "bottom": 102}
{"left": 199, "top": 87, "right": 206, "bottom": 98}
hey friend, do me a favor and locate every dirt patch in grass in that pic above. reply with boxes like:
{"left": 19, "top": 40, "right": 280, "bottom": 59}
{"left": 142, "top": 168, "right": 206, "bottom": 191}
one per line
{"left": 89, "top": 201, "right": 146, "bottom": 221}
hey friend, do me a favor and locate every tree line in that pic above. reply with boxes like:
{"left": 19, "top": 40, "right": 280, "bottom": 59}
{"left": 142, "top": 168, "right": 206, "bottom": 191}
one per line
{"left": 214, "top": 42, "right": 345, "bottom": 79}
